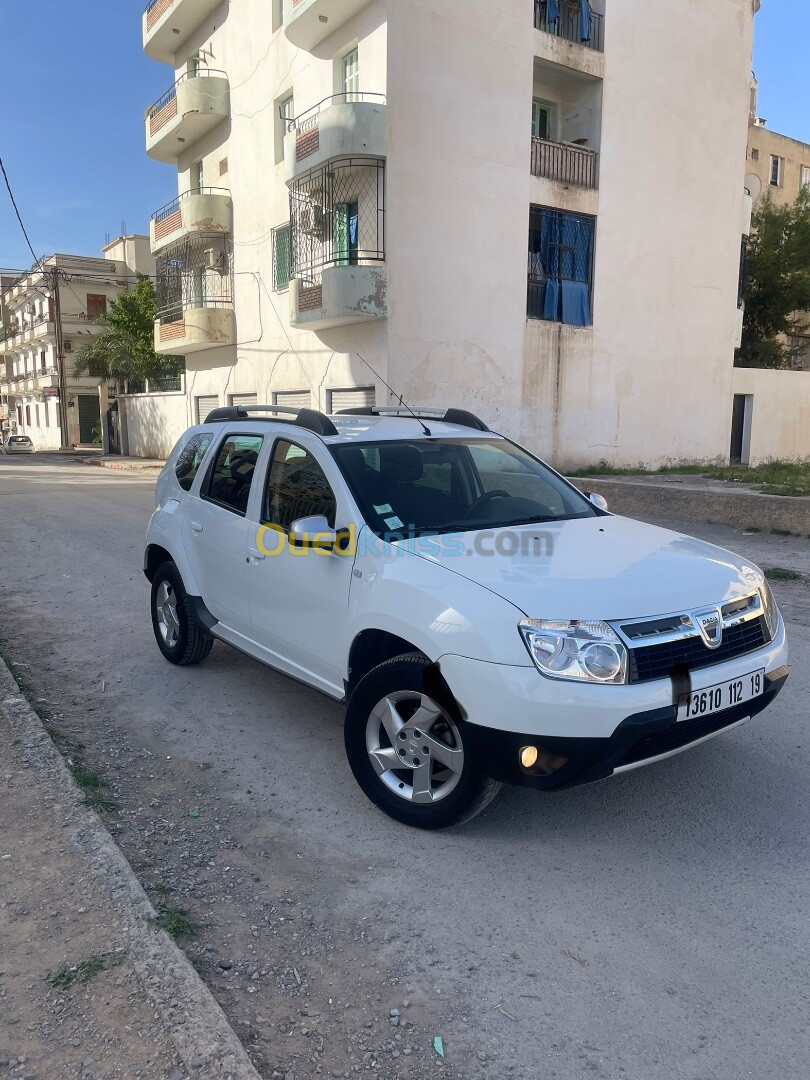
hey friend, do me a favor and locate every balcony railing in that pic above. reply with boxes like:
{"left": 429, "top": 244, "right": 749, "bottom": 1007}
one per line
{"left": 285, "top": 92, "right": 387, "bottom": 135}
{"left": 534, "top": 0, "right": 604, "bottom": 52}
{"left": 530, "top": 138, "right": 598, "bottom": 188}
{"left": 146, "top": 70, "right": 227, "bottom": 138}
{"left": 151, "top": 187, "right": 230, "bottom": 223}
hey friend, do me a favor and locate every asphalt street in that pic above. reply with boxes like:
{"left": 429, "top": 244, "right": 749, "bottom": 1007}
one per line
{"left": 0, "top": 454, "right": 808, "bottom": 1079}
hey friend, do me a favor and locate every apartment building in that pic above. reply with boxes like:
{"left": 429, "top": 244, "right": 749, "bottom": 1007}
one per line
{"left": 0, "top": 238, "right": 155, "bottom": 450}
{"left": 142, "top": 0, "right": 758, "bottom": 468}
{"left": 747, "top": 119, "right": 810, "bottom": 209}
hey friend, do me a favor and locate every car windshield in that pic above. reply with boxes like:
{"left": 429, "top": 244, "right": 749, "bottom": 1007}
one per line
{"left": 332, "top": 438, "right": 596, "bottom": 537}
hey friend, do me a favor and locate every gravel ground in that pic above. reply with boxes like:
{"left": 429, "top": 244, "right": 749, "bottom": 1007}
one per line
{"left": 0, "top": 457, "right": 808, "bottom": 1079}
{"left": 0, "top": 713, "right": 184, "bottom": 1080}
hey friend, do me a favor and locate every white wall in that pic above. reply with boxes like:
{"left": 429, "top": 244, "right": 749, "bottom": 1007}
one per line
{"left": 732, "top": 368, "right": 810, "bottom": 463}
{"left": 121, "top": 393, "right": 189, "bottom": 459}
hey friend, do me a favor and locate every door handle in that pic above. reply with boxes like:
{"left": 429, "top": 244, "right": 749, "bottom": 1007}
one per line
{"left": 246, "top": 546, "right": 266, "bottom": 561}
{"left": 190, "top": 521, "right": 203, "bottom": 534}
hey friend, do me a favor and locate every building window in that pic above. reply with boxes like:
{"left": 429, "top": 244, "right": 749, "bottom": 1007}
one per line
{"left": 738, "top": 239, "right": 747, "bottom": 310}
{"left": 40, "top": 350, "right": 46, "bottom": 370}
{"left": 187, "top": 55, "right": 201, "bottom": 77}
{"left": 801, "top": 165, "right": 810, "bottom": 191}
{"left": 769, "top": 155, "right": 783, "bottom": 186}
{"left": 273, "top": 224, "right": 292, "bottom": 290}
{"left": 528, "top": 207, "right": 595, "bottom": 326}
{"left": 219, "top": 157, "right": 229, "bottom": 176}
{"left": 275, "top": 92, "right": 295, "bottom": 162}
{"left": 750, "top": 147, "right": 759, "bottom": 161}
{"left": 87, "top": 294, "right": 107, "bottom": 320}
{"left": 532, "top": 99, "right": 553, "bottom": 141}
{"left": 191, "top": 160, "right": 204, "bottom": 193}
{"left": 341, "top": 48, "right": 359, "bottom": 101}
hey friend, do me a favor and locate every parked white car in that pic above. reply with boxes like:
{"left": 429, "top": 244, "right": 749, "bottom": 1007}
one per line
{"left": 144, "top": 405, "right": 789, "bottom": 828}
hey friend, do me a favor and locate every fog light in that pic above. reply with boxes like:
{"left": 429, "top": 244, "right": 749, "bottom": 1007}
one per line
{"left": 520, "top": 745, "right": 539, "bottom": 769}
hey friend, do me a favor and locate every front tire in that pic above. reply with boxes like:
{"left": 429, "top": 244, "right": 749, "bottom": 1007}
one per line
{"left": 150, "top": 562, "right": 213, "bottom": 666}
{"left": 344, "top": 654, "right": 501, "bottom": 828}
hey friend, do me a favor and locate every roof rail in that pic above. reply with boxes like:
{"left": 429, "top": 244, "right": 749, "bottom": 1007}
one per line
{"left": 204, "top": 404, "right": 338, "bottom": 437}
{"left": 335, "top": 406, "right": 489, "bottom": 432}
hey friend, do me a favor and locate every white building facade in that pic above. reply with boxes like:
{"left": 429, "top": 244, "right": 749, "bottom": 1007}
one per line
{"left": 0, "top": 238, "right": 156, "bottom": 450}
{"left": 142, "top": 0, "right": 758, "bottom": 469}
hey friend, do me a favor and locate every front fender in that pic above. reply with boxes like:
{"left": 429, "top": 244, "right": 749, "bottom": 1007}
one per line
{"left": 346, "top": 529, "right": 532, "bottom": 676}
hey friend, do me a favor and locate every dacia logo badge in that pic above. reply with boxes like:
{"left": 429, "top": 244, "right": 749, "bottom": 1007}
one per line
{"left": 695, "top": 607, "right": 723, "bottom": 649}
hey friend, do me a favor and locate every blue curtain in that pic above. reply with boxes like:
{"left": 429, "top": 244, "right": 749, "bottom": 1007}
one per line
{"left": 580, "top": 0, "right": 592, "bottom": 41}
{"left": 531, "top": 210, "right": 593, "bottom": 325}
{"left": 547, "top": 0, "right": 560, "bottom": 21}
{"left": 349, "top": 211, "right": 358, "bottom": 246}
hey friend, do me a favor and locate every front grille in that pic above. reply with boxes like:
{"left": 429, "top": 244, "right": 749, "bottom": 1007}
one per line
{"left": 628, "top": 615, "right": 769, "bottom": 683}
{"left": 616, "top": 700, "right": 757, "bottom": 768}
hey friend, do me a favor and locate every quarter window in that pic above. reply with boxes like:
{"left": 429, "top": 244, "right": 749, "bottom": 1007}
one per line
{"left": 204, "top": 435, "right": 264, "bottom": 515}
{"left": 175, "top": 432, "right": 213, "bottom": 492}
{"left": 263, "top": 440, "right": 337, "bottom": 530}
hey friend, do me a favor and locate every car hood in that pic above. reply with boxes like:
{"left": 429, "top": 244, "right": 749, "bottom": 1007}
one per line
{"left": 407, "top": 515, "right": 763, "bottom": 621}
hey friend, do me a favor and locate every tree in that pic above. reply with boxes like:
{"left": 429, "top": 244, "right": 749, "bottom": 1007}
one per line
{"left": 737, "top": 188, "right": 810, "bottom": 368}
{"left": 72, "top": 275, "right": 183, "bottom": 385}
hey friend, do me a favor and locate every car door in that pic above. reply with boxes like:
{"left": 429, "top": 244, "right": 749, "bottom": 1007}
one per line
{"left": 246, "top": 434, "right": 356, "bottom": 696}
{"left": 181, "top": 430, "right": 267, "bottom": 636}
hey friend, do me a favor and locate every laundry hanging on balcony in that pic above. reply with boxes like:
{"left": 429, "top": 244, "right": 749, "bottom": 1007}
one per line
{"left": 547, "top": 0, "right": 560, "bottom": 21}
{"left": 580, "top": 0, "right": 592, "bottom": 43}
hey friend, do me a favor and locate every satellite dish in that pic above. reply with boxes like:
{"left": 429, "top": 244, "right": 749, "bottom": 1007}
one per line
{"left": 745, "top": 173, "right": 763, "bottom": 201}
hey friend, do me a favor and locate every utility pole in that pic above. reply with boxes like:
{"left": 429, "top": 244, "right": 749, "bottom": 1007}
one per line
{"left": 52, "top": 268, "right": 70, "bottom": 449}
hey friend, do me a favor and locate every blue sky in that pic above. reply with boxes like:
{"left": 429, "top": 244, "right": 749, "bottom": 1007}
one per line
{"left": 0, "top": 1, "right": 808, "bottom": 271}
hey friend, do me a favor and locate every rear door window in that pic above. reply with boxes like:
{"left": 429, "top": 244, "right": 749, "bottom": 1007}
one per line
{"left": 175, "top": 433, "right": 213, "bottom": 492}
{"left": 203, "top": 434, "right": 264, "bottom": 516}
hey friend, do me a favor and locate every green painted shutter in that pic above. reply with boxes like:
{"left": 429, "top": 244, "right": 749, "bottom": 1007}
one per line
{"left": 274, "top": 224, "right": 291, "bottom": 289}
{"left": 334, "top": 204, "right": 350, "bottom": 266}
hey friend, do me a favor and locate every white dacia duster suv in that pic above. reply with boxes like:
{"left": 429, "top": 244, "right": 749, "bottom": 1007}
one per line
{"left": 144, "top": 404, "right": 789, "bottom": 828}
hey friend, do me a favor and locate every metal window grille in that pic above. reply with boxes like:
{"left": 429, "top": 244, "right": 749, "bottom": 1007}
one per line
{"left": 289, "top": 157, "right": 385, "bottom": 286}
{"left": 527, "top": 206, "right": 595, "bottom": 322}
{"left": 273, "top": 224, "right": 292, "bottom": 290}
{"left": 149, "top": 374, "right": 184, "bottom": 393}
{"left": 155, "top": 235, "right": 234, "bottom": 322}
{"left": 342, "top": 48, "right": 359, "bottom": 100}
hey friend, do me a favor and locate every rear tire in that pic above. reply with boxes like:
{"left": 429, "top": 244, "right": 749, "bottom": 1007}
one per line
{"left": 344, "top": 654, "right": 501, "bottom": 828}
{"left": 150, "top": 562, "right": 214, "bottom": 666}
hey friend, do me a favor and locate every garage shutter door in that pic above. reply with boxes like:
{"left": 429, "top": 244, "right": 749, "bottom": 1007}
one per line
{"left": 229, "top": 393, "right": 258, "bottom": 409}
{"left": 328, "top": 386, "right": 376, "bottom": 413}
{"left": 195, "top": 395, "right": 219, "bottom": 424}
{"left": 272, "top": 390, "right": 311, "bottom": 410}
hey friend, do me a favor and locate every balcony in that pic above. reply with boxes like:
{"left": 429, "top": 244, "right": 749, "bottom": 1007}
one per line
{"left": 155, "top": 303, "right": 236, "bottom": 355}
{"left": 284, "top": 94, "right": 387, "bottom": 184}
{"left": 150, "top": 188, "right": 233, "bottom": 253}
{"left": 143, "top": 0, "right": 224, "bottom": 64}
{"left": 288, "top": 157, "right": 386, "bottom": 330}
{"left": 146, "top": 71, "right": 229, "bottom": 163}
{"left": 534, "top": 0, "right": 604, "bottom": 52}
{"left": 531, "top": 138, "right": 598, "bottom": 189}
{"left": 290, "top": 266, "right": 387, "bottom": 331}
{"left": 155, "top": 235, "right": 235, "bottom": 354}
{"left": 284, "top": 0, "right": 372, "bottom": 51}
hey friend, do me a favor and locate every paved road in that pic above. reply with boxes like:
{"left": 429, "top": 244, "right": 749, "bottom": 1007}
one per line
{"left": 1, "top": 455, "right": 808, "bottom": 1079}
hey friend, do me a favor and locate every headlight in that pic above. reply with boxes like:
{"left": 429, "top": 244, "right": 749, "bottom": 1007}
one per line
{"left": 759, "top": 581, "right": 779, "bottom": 639}
{"left": 519, "top": 619, "right": 628, "bottom": 685}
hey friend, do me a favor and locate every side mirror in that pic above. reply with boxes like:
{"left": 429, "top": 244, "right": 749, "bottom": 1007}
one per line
{"left": 289, "top": 515, "right": 337, "bottom": 550}
{"left": 587, "top": 492, "right": 608, "bottom": 512}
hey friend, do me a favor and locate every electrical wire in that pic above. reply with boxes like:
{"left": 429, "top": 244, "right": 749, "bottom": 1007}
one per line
{"left": 0, "top": 156, "right": 40, "bottom": 267}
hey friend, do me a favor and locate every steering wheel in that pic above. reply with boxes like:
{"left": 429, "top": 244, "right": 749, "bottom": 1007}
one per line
{"left": 462, "top": 489, "right": 511, "bottom": 518}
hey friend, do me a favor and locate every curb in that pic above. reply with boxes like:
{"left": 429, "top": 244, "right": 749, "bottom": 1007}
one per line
{"left": 72, "top": 457, "right": 164, "bottom": 472}
{"left": 0, "top": 657, "right": 261, "bottom": 1080}
{"left": 571, "top": 477, "right": 810, "bottom": 536}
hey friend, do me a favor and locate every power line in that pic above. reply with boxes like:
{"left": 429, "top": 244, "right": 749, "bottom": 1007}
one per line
{"left": 0, "top": 156, "right": 40, "bottom": 266}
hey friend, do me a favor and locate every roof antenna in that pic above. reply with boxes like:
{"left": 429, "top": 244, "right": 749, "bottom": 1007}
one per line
{"left": 355, "top": 352, "right": 431, "bottom": 436}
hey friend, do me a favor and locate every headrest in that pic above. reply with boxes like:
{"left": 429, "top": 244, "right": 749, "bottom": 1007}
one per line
{"left": 379, "top": 444, "right": 423, "bottom": 483}
{"left": 340, "top": 446, "right": 367, "bottom": 477}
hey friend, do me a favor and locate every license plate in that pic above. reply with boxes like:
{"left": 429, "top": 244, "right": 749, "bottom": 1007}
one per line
{"left": 677, "top": 669, "right": 765, "bottom": 722}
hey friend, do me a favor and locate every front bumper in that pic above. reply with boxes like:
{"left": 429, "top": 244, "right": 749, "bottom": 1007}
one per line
{"left": 463, "top": 666, "right": 788, "bottom": 791}
{"left": 438, "top": 613, "right": 789, "bottom": 791}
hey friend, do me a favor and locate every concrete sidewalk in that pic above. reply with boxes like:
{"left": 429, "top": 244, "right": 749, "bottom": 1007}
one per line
{"left": 0, "top": 658, "right": 261, "bottom": 1080}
